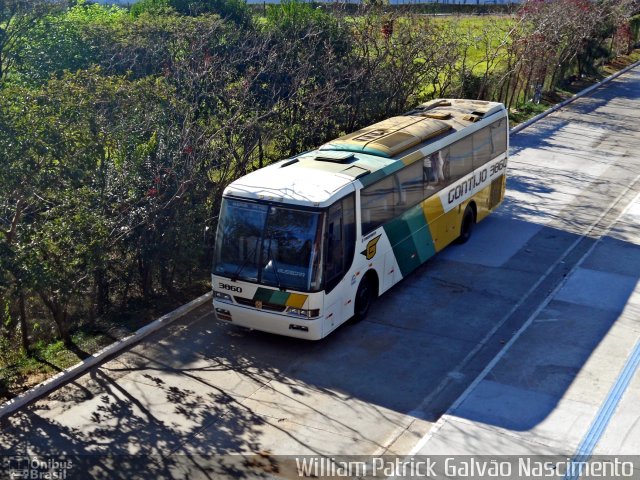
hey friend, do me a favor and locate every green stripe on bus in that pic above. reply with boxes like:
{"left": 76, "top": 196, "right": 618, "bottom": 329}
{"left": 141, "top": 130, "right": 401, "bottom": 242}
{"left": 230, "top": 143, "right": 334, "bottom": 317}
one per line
{"left": 383, "top": 204, "right": 436, "bottom": 277}
{"left": 254, "top": 287, "right": 289, "bottom": 305}
{"left": 253, "top": 288, "right": 274, "bottom": 303}
{"left": 269, "top": 290, "right": 291, "bottom": 305}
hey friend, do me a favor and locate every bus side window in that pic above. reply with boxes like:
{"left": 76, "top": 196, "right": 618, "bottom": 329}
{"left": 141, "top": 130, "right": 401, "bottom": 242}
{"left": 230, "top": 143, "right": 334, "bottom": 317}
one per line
{"left": 492, "top": 118, "right": 507, "bottom": 155}
{"left": 397, "top": 160, "right": 424, "bottom": 208}
{"left": 473, "top": 126, "right": 493, "bottom": 169}
{"left": 325, "top": 194, "right": 356, "bottom": 292}
{"left": 360, "top": 176, "right": 395, "bottom": 234}
{"left": 422, "top": 148, "right": 451, "bottom": 194}
{"left": 448, "top": 136, "right": 474, "bottom": 181}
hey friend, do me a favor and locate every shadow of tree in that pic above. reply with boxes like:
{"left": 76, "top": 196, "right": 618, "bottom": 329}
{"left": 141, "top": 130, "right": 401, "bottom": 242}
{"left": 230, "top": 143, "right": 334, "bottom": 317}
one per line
{"left": 0, "top": 314, "right": 404, "bottom": 478}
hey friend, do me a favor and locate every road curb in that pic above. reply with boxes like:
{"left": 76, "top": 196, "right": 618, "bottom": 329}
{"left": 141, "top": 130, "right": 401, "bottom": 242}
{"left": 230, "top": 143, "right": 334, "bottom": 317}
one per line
{"left": 511, "top": 58, "right": 640, "bottom": 134}
{"left": 0, "top": 291, "right": 212, "bottom": 420}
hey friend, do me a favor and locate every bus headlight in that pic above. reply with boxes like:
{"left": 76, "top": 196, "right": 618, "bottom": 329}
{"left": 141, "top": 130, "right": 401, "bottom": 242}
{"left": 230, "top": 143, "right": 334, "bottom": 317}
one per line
{"left": 214, "top": 291, "right": 233, "bottom": 303}
{"left": 286, "top": 307, "right": 320, "bottom": 319}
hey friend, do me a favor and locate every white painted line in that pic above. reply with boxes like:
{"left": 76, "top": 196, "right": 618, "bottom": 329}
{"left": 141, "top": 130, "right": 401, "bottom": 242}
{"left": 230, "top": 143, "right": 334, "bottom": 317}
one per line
{"left": 406, "top": 172, "right": 640, "bottom": 457}
{"left": 0, "top": 291, "right": 213, "bottom": 419}
{"left": 510, "top": 60, "right": 640, "bottom": 135}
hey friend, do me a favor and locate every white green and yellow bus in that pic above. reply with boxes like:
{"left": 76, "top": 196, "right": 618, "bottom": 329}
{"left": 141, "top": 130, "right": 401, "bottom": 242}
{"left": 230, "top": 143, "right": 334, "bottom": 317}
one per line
{"left": 212, "top": 98, "right": 509, "bottom": 339}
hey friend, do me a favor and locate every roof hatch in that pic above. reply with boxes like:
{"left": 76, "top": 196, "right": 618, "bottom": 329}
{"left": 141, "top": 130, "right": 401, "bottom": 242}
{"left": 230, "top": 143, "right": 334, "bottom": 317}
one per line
{"left": 319, "top": 116, "right": 452, "bottom": 158}
{"left": 313, "top": 151, "right": 355, "bottom": 163}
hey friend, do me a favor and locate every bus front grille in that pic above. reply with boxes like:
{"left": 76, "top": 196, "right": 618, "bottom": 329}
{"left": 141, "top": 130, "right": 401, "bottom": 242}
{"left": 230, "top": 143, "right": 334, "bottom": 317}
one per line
{"left": 234, "top": 296, "right": 287, "bottom": 312}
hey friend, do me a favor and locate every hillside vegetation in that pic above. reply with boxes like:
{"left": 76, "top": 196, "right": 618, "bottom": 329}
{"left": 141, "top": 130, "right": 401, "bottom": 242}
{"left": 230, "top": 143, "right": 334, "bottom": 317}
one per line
{"left": 1, "top": 0, "right": 639, "bottom": 397}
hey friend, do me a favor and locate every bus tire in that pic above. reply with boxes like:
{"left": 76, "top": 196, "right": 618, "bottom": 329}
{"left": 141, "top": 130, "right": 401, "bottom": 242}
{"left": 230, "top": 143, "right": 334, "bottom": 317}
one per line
{"left": 353, "top": 276, "right": 375, "bottom": 322}
{"left": 456, "top": 205, "right": 475, "bottom": 244}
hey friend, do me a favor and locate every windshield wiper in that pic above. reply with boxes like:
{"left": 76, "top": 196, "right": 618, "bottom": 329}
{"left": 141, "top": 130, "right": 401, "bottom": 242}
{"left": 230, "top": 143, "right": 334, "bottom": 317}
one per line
{"left": 263, "top": 237, "right": 284, "bottom": 291}
{"left": 231, "top": 242, "right": 259, "bottom": 281}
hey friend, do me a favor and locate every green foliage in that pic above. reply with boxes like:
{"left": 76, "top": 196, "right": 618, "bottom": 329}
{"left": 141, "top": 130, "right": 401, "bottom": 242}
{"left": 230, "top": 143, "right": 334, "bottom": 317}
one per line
{"left": 132, "top": 0, "right": 251, "bottom": 26}
{"left": 264, "top": 0, "right": 350, "bottom": 56}
{"left": 630, "top": 15, "right": 640, "bottom": 43}
{"left": 508, "top": 101, "right": 548, "bottom": 125}
{"left": 266, "top": 0, "right": 331, "bottom": 29}
{"left": 178, "top": 0, "right": 251, "bottom": 25}
{"left": 0, "top": 67, "right": 208, "bottom": 345}
{"left": 66, "top": 0, "right": 128, "bottom": 25}
{"left": 13, "top": 1, "right": 128, "bottom": 85}
{"left": 0, "top": 0, "right": 60, "bottom": 81}
{"left": 130, "top": 0, "right": 174, "bottom": 17}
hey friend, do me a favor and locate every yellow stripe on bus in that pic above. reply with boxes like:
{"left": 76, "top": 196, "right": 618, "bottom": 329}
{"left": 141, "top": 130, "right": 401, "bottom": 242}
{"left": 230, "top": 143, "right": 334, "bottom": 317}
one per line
{"left": 420, "top": 195, "right": 446, "bottom": 252}
{"left": 286, "top": 293, "right": 308, "bottom": 309}
{"left": 401, "top": 151, "right": 423, "bottom": 166}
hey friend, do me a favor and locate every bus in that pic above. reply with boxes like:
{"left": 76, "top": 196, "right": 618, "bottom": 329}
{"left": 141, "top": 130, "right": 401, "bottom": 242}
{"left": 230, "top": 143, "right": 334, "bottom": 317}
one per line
{"left": 211, "top": 98, "right": 509, "bottom": 339}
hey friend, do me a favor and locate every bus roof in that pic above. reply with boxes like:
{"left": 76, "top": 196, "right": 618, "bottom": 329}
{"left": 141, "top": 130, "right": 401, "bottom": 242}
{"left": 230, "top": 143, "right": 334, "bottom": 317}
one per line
{"left": 224, "top": 99, "right": 506, "bottom": 208}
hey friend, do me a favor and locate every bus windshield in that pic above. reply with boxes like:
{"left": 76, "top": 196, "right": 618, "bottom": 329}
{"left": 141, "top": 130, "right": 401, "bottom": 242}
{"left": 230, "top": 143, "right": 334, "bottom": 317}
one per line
{"left": 213, "top": 198, "right": 324, "bottom": 292}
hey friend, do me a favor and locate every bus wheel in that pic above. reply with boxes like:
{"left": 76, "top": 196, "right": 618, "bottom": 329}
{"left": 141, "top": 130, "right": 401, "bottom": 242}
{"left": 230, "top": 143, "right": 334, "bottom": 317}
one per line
{"left": 354, "top": 277, "right": 374, "bottom": 322}
{"left": 457, "top": 205, "right": 475, "bottom": 244}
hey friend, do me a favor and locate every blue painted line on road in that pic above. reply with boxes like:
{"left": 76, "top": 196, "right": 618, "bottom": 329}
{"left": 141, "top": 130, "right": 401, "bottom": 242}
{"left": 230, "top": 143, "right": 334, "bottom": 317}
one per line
{"left": 564, "top": 339, "right": 640, "bottom": 480}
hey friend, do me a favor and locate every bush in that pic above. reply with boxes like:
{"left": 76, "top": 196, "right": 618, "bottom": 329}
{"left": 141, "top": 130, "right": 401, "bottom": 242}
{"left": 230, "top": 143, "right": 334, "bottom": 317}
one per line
{"left": 130, "top": 0, "right": 174, "bottom": 17}
{"left": 132, "top": 0, "right": 251, "bottom": 26}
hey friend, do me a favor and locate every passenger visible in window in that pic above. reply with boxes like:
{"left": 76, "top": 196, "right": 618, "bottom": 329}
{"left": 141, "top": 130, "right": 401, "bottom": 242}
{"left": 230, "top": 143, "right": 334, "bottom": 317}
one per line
{"left": 423, "top": 155, "right": 431, "bottom": 183}
{"left": 424, "top": 151, "right": 445, "bottom": 185}
{"left": 431, "top": 151, "right": 445, "bottom": 184}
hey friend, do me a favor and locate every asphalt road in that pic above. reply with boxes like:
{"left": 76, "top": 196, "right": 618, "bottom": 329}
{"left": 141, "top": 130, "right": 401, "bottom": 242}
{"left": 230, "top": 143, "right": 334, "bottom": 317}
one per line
{"left": 1, "top": 67, "right": 639, "bottom": 480}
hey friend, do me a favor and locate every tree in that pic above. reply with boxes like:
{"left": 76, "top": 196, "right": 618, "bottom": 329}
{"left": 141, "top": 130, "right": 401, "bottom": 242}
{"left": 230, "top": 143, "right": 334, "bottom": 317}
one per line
{"left": 131, "top": 0, "right": 251, "bottom": 26}
{"left": 0, "top": 68, "right": 207, "bottom": 345}
{"left": 12, "top": 1, "right": 128, "bottom": 85}
{"left": 0, "top": 0, "right": 60, "bottom": 82}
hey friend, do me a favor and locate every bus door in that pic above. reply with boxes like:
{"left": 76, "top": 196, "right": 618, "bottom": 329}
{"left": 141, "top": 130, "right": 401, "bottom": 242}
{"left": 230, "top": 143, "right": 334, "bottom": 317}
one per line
{"left": 323, "top": 194, "right": 356, "bottom": 333}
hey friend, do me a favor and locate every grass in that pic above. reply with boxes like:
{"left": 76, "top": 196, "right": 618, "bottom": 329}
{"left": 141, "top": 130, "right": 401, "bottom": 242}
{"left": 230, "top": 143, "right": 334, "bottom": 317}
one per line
{"left": 602, "top": 48, "right": 640, "bottom": 75}
{"left": 508, "top": 102, "right": 549, "bottom": 125}
{"left": 433, "top": 15, "right": 514, "bottom": 74}
{"left": 0, "top": 331, "right": 116, "bottom": 402}
{"left": 0, "top": 278, "right": 210, "bottom": 402}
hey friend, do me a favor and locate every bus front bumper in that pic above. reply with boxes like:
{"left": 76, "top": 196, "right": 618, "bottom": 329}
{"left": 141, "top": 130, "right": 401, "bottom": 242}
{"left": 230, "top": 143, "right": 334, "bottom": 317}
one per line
{"left": 212, "top": 299, "right": 324, "bottom": 340}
